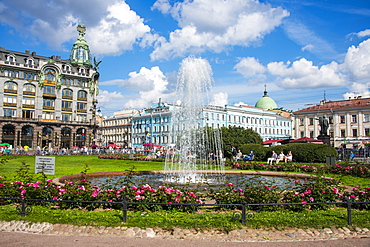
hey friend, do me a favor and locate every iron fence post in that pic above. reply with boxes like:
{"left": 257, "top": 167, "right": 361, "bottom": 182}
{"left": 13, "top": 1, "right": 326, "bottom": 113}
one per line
{"left": 345, "top": 196, "right": 353, "bottom": 226}
{"left": 122, "top": 196, "right": 127, "bottom": 223}
{"left": 242, "top": 203, "right": 246, "bottom": 225}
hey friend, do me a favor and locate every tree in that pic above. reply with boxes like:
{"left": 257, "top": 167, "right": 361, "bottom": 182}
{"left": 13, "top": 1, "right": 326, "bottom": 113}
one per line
{"left": 220, "top": 126, "right": 263, "bottom": 158}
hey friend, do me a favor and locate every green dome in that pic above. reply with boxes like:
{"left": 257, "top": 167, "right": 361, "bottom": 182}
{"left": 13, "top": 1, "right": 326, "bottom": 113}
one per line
{"left": 255, "top": 89, "right": 278, "bottom": 110}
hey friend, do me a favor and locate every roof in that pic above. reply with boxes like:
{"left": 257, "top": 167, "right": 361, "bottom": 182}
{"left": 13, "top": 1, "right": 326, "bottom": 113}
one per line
{"left": 255, "top": 90, "right": 278, "bottom": 110}
{"left": 263, "top": 139, "right": 289, "bottom": 145}
{"left": 294, "top": 97, "right": 370, "bottom": 113}
{"left": 290, "top": 137, "right": 322, "bottom": 143}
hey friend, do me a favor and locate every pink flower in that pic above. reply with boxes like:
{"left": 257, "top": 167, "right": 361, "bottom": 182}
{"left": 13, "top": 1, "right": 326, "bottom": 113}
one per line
{"left": 321, "top": 190, "right": 326, "bottom": 193}
{"left": 228, "top": 183, "right": 233, "bottom": 186}
{"left": 52, "top": 196, "right": 58, "bottom": 200}
{"left": 350, "top": 194, "right": 355, "bottom": 198}
{"left": 91, "top": 190, "right": 99, "bottom": 197}
{"left": 203, "top": 188, "right": 208, "bottom": 191}
{"left": 309, "top": 197, "right": 314, "bottom": 202}
{"left": 20, "top": 190, "right": 27, "bottom": 196}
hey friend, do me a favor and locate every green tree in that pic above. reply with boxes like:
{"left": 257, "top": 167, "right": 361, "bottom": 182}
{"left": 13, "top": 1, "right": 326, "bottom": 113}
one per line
{"left": 221, "top": 126, "right": 263, "bottom": 158}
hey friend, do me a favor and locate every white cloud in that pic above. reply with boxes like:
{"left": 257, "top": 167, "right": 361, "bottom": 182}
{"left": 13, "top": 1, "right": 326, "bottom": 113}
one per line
{"left": 301, "top": 44, "right": 314, "bottom": 52}
{"left": 210, "top": 92, "right": 228, "bottom": 106}
{"left": 267, "top": 58, "right": 346, "bottom": 88}
{"left": 97, "top": 90, "right": 125, "bottom": 110}
{"left": 87, "top": 2, "right": 153, "bottom": 55}
{"left": 234, "top": 57, "right": 266, "bottom": 78}
{"left": 122, "top": 66, "right": 172, "bottom": 109}
{"left": 344, "top": 39, "right": 370, "bottom": 81}
{"left": 0, "top": 0, "right": 154, "bottom": 55}
{"left": 348, "top": 29, "right": 370, "bottom": 39}
{"left": 151, "top": 0, "right": 289, "bottom": 60}
{"left": 343, "top": 82, "right": 370, "bottom": 99}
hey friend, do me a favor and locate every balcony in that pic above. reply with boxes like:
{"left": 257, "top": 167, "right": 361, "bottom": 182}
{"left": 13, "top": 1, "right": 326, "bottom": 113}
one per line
{"left": 43, "top": 106, "right": 55, "bottom": 110}
{"left": 62, "top": 108, "right": 72, "bottom": 112}
{"left": 23, "top": 91, "right": 36, "bottom": 96}
{"left": 77, "top": 97, "right": 87, "bottom": 101}
{"left": 77, "top": 109, "right": 87, "bottom": 113}
{"left": 43, "top": 93, "right": 56, "bottom": 98}
{"left": 4, "top": 89, "right": 17, "bottom": 94}
{"left": 3, "top": 102, "right": 17, "bottom": 107}
{"left": 62, "top": 96, "right": 73, "bottom": 100}
{"left": 22, "top": 104, "right": 35, "bottom": 109}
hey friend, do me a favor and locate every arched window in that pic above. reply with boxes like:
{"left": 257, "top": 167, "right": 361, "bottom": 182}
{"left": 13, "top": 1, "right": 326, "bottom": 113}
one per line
{"left": 62, "top": 88, "right": 73, "bottom": 98}
{"left": 4, "top": 81, "right": 18, "bottom": 91}
{"left": 44, "top": 68, "right": 56, "bottom": 82}
{"left": 23, "top": 83, "right": 36, "bottom": 93}
{"left": 77, "top": 90, "right": 87, "bottom": 100}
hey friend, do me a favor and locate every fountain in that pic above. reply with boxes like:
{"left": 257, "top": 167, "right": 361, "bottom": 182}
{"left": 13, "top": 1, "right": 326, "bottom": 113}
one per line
{"left": 164, "top": 56, "right": 225, "bottom": 184}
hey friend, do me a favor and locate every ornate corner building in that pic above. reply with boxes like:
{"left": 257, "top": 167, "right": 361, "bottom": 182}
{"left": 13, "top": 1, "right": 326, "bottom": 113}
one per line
{"left": 0, "top": 24, "right": 100, "bottom": 149}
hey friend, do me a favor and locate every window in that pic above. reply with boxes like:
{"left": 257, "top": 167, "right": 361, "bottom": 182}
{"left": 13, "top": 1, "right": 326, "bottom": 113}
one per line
{"left": 23, "top": 83, "right": 36, "bottom": 93}
{"left": 365, "top": 128, "right": 370, "bottom": 137}
{"left": 42, "top": 111, "right": 54, "bottom": 120}
{"left": 77, "top": 102, "right": 87, "bottom": 110}
{"left": 364, "top": 114, "right": 370, "bottom": 122}
{"left": 22, "top": 110, "right": 34, "bottom": 119}
{"left": 43, "top": 86, "right": 55, "bottom": 95}
{"left": 352, "top": 129, "right": 358, "bottom": 137}
{"left": 4, "top": 70, "right": 19, "bottom": 77}
{"left": 341, "top": 129, "right": 346, "bottom": 137}
{"left": 76, "top": 114, "right": 86, "bottom": 122}
{"left": 6, "top": 55, "right": 15, "bottom": 62}
{"left": 309, "top": 118, "right": 314, "bottom": 125}
{"left": 329, "top": 116, "right": 334, "bottom": 124}
{"left": 77, "top": 90, "right": 87, "bottom": 100}
{"left": 352, "top": 115, "right": 357, "bottom": 123}
{"left": 4, "top": 81, "right": 18, "bottom": 90}
{"left": 62, "top": 65, "right": 71, "bottom": 71}
{"left": 4, "top": 95, "right": 17, "bottom": 103}
{"left": 340, "top": 115, "right": 345, "bottom": 124}
{"left": 3, "top": 108, "right": 16, "bottom": 117}
{"left": 299, "top": 118, "right": 304, "bottom": 125}
{"left": 62, "top": 101, "right": 72, "bottom": 109}
{"left": 300, "top": 131, "right": 304, "bottom": 138}
{"left": 23, "top": 73, "right": 36, "bottom": 80}
{"left": 310, "top": 131, "right": 314, "bottom": 138}
{"left": 22, "top": 96, "right": 35, "bottom": 105}
{"left": 44, "top": 68, "right": 56, "bottom": 82}
{"left": 62, "top": 113, "right": 72, "bottom": 121}
{"left": 61, "top": 78, "right": 72, "bottom": 85}
{"left": 62, "top": 88, "right": 73, "bottom": 98}
{"left": 26, "top": 59, "right": 34, "bottom": 66}
{"left": 43, "top": 98, "right": 55, "bottom": 107}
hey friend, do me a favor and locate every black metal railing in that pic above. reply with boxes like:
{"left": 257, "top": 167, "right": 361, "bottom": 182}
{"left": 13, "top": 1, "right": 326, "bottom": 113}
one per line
{"left": 1, "top": 197, "right": 368, "bottom": 226}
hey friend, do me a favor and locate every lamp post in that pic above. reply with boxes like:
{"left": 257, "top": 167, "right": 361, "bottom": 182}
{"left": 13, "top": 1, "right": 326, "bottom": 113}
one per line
{"left": 89, "top": 100, "right": 101, "bottom": 146}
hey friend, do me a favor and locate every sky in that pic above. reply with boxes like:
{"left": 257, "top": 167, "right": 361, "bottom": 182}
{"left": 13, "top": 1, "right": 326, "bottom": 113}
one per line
{"left": 0, "top": 0, "right": 370, "bottom": 117}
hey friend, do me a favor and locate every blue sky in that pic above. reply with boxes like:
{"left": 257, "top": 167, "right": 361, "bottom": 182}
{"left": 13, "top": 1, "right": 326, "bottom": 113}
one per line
{"left": 1, "top": 0, "right": 370, "bottom": 116}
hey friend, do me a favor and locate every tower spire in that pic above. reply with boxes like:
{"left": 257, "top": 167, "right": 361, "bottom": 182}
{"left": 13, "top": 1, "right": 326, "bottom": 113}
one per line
{"left": 70, "top": 24, "right": 92, "bottom": 67}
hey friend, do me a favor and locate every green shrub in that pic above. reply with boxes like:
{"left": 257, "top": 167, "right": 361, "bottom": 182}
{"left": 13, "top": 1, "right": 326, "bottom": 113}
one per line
{"left": 239, "top": 144, "right": 266, "bottom": 161}
{"left": 267, "top": 143, "right": 337, "bottom": 163}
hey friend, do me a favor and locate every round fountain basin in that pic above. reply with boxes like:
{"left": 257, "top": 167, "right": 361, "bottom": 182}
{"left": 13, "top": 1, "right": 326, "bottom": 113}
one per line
{"left": 53, "top": 171, "right": 329, "bottom": 190}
